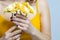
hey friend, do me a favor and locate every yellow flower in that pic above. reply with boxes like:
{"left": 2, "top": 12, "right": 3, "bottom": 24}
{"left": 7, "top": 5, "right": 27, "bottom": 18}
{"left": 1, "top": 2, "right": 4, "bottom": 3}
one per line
{"left": 3, "top": 2, "right": 34, "bottom": 15}
{"left": 22, "top": 2, "right": 34, "bottom": 13}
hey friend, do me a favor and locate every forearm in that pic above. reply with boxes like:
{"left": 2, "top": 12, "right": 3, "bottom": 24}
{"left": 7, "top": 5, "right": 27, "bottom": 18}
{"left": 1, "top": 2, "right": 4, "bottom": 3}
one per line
{"left": 31, "top": 30, "right": 50, "bottom": 40}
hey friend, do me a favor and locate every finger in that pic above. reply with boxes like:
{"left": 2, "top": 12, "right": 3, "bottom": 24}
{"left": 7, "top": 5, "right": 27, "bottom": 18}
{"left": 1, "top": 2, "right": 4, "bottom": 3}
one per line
{"left": 17, "top": 25, "right": 28, "bottom": 31}
{"left": 6, "top": 30, "right": 21, "bottom": 38}
{"left": 16, "top": 37, "right": 20, "bottom": 40}
{"left": 18, "top": 26, "right": 24, "bottom": 30}
{"left": 9, "top": 30, "right": 21, "bottom": 37}
{"left": 13, "top": 21, "right": 29, "bottom": 31}
{"left": 6, "top": 26, "right": 16, "bottom": 33}
{"left": 12, "top": 34, "right": 20, "bottom": 40}
{"left": 12, "top": 17, "right": 29, "bottom": 24}
{"left": 8, "top": 34, "right": 20, "bottom": 40}
{"left": 13, "top": 21, "right": 29, "bottom": 28}
{"left": 15, "top": 14, "right": 27, "bottom": 20}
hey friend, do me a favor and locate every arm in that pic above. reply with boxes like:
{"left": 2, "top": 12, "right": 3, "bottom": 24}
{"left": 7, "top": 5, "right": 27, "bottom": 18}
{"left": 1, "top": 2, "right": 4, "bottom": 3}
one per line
{"left": 39, "top": 0, "right": 51, "bottom": 36}
{"left": 32, "top": 0, "right": 51, "bottom": 40}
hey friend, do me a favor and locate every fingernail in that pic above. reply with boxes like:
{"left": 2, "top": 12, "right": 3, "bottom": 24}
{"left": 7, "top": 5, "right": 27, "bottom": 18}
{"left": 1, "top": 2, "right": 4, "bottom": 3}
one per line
{"left": 20, "top": 32, "right": 23, "bottom": 34}
{"left": 10, "top": 19, "right": 13, "bottom": 21}
{"left": 14, "top": 14, "right": 16, "bottom": 16}
{"left": 20, "top": 32, "right": 22, "bottom": 34}
{"left": 20, "top": 30, "right": 23, "bottom": 34}
{"left": 10, "top": 17, "right": 13, "bottom": 19}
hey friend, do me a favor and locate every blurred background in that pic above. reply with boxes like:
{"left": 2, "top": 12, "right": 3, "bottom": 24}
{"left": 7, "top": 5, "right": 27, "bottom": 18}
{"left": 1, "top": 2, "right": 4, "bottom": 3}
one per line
{"left": 47, "top": 0, "right": 60, "bottom": 40}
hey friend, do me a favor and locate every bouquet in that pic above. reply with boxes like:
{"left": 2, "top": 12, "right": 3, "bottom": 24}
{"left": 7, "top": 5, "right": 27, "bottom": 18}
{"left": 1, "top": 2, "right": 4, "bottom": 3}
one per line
{"left": 3, "top": 2, "right": 34, "bottom": 16}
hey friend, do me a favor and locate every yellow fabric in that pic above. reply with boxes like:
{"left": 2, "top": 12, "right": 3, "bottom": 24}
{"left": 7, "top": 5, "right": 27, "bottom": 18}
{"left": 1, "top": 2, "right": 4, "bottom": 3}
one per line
{"left": 0, "top": 0, "right": 40, "bottom": 40}
{"left": 30, "top": 0, "right": 40, "bottom": 31}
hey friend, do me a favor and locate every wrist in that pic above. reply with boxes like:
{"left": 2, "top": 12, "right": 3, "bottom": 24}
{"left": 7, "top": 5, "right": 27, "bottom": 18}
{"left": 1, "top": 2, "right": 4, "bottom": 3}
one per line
{"left": 31, "top": 28, "right": 39, "bottom": 36}
{"left": 31, "top": 30, "right": 41, "bottom": 40}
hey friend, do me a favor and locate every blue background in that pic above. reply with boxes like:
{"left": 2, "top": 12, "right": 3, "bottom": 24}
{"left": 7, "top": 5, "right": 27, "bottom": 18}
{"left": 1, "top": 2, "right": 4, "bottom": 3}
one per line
{"left": 47, "top": 0, "right": 60, "bottom": 40}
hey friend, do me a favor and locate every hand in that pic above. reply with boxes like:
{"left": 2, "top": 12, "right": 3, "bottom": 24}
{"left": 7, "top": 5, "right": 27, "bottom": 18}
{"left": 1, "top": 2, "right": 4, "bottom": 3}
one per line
{"left": 11, "top": 14, "right": 38, "bottom": 35}
{"left": 0, "top": 26, "right": 21, "bottom": 40}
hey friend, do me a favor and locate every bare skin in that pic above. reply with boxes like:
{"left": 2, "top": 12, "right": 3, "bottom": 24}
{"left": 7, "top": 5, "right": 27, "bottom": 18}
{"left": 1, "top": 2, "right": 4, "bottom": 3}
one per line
{"left": 0, "top": 0, "right": 51, "bottom": 40}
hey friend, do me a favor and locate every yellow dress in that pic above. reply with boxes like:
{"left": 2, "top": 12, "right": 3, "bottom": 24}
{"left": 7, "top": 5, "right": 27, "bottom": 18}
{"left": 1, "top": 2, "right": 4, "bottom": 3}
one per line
{"left": 0, "top": 0, "right": 41, "bottom": 40}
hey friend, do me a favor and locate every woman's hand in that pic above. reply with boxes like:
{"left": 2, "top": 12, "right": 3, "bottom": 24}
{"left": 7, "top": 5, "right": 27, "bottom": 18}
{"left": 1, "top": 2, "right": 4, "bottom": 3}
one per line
{"left": 11, "top": 14, "right": 37, "bottom": 35}
{"left": 0, "top": 26, "right": 21, "bottom": 40}
{"left": 11, "top": 13, "right": 50, "bottom": 40}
